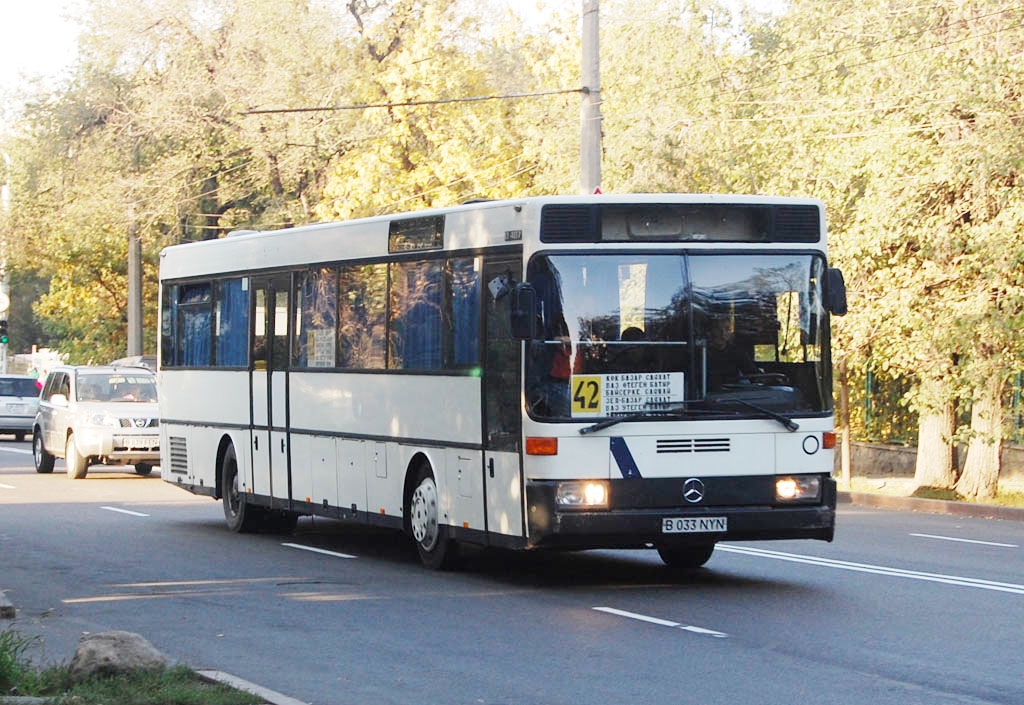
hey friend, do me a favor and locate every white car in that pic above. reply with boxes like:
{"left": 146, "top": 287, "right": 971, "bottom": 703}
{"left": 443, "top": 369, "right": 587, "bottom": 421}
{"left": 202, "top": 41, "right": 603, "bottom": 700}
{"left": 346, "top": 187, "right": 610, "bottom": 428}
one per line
{"left": 33, "top": 365, "right": 160, "bottom": 479}
{"left": 0, "top": 374, "right": 41, "bottom": 441}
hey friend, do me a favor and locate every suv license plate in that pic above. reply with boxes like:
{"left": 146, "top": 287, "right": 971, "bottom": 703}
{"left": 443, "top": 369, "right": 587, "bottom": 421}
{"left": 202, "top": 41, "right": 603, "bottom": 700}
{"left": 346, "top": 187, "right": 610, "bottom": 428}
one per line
{"left": 662, "top": 517, "right": 727, "bottom": 534}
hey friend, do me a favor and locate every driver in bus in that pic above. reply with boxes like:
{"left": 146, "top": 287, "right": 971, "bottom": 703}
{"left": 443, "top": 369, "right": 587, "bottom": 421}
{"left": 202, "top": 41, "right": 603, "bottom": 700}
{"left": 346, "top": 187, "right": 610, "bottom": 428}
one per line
{"left": 705, "top": 317, "right": 759, "bottom": 391}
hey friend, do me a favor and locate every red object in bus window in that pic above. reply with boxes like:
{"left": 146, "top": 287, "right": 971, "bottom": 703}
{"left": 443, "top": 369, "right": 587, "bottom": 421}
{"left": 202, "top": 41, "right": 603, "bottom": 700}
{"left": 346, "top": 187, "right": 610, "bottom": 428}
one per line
{"left": 549, "top": 342, "right": 582, "bottom": 379}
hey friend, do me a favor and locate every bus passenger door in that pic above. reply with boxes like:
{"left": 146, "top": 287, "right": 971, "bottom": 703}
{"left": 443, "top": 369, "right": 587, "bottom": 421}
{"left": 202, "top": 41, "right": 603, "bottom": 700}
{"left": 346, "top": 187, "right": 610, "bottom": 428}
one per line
{"left": 250, "top": 281, "right": 272, "bottom": 499}
{"left": 250, "top": 276, "right": 291, "bottom": 504}
{"left": 482, "top": 258, "right": 524, "bottom": 540}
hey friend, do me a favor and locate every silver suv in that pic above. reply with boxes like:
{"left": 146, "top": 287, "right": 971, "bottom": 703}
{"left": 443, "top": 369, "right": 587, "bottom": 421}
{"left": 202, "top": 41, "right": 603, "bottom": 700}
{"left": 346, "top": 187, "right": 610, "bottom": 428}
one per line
{"left": 33, "top": 365, "right": 160, "bottom": 479}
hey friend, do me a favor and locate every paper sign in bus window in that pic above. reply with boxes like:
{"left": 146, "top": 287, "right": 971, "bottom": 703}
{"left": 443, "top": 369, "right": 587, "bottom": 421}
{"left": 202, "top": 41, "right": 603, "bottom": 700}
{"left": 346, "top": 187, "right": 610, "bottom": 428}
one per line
{"left": 571, "top": 372, "right": 684, "bottom": 417}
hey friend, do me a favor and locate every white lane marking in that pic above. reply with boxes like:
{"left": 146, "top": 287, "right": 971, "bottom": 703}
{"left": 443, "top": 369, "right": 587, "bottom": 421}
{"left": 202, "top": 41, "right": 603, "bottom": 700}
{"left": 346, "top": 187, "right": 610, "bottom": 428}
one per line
{"left": 281, "top": 543, "right": 356, "bottom": 559}
{"left": 680, "top": 625, "right": 729, "bottom": 638}
{"left": 197, "top": 670, "right": 309, "bottom": 705}
{"left": 0, "top": 482, "right": 15, "bottom": 489}
{"left": 0, "top": 447, "right": 33, "bottom": 455}
{"left": 100, "top": 506, "right": 150, "bottom": 517}
{"left": 718, "top": 545, "right": 1024, "bottom": 595}
{"left": 593, "top": 607, "right": 727, "bottom": 637}
{"left": 909, "top": 533, "right": 1018, "bottom": 548}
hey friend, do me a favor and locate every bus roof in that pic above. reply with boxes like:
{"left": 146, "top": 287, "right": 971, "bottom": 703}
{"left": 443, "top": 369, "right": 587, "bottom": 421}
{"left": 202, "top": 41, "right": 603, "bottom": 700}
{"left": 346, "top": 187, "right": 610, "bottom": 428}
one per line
{"left": 159, "top": 193, "right": 825, "bottom": 281}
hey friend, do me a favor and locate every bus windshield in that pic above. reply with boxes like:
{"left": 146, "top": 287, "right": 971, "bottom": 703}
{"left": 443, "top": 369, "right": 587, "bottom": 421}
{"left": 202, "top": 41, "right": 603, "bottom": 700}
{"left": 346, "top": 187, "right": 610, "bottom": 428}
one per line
{"left": 525, "top": 252, "right": 831, "bottom": 421}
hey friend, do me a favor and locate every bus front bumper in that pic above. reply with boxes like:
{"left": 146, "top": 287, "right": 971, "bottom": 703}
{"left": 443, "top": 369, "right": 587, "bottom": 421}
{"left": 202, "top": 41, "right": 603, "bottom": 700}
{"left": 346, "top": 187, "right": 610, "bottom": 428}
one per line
{"left": 525, "top": 477, "right": 836, "bottom": 549}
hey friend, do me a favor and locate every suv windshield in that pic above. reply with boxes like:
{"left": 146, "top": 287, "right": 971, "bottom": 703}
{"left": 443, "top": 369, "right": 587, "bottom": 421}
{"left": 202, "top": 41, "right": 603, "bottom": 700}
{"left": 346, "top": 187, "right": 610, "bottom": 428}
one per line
{"left": 525, "top": 253, "right": 831, "bottom": 421}
{"left": 76, "top": 373, "right": 158, "bottom": 403}
{"left": 0, "top": 379, "right": 40, "bottom": 397}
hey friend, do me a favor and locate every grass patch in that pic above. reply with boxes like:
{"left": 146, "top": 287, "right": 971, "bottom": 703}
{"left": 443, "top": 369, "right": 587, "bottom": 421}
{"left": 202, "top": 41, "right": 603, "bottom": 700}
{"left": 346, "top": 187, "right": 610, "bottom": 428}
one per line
{"left": 1, "top": 628, "right": 263, "bottom": 704}
{"left": 910, "top": 486, "right": 963, "bottom": 501}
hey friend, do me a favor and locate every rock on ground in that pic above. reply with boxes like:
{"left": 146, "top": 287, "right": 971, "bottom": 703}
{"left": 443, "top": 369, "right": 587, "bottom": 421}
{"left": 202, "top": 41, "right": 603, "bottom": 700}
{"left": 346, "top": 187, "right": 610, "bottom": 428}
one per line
{"left": 68, "top": 631, "right": 168, "bottom": 682}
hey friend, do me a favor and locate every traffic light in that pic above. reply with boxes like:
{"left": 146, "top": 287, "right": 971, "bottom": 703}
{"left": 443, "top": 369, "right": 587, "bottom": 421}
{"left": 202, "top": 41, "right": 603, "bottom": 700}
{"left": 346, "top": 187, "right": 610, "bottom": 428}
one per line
{"left": 0, "top": 320, "right": 8, "bottom": 345}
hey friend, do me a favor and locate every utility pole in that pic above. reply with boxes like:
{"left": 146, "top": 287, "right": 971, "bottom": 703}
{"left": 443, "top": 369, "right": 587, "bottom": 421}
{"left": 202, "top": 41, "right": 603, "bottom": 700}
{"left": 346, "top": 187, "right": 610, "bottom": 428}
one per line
{"left": 127, "top": 220, "right": 143, "bottom": 356}
{"left": 1, "top": 150, "right": 11, "bottom": 373}
{"left": 580, "top": 0, "right": 602, "bottom": 194}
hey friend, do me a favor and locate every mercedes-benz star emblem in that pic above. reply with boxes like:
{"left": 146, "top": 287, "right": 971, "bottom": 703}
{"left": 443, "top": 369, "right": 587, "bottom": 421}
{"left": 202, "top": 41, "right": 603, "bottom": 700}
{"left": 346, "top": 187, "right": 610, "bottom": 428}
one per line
{"left": 683, "top": 478, "right": 705, "bottom": 503}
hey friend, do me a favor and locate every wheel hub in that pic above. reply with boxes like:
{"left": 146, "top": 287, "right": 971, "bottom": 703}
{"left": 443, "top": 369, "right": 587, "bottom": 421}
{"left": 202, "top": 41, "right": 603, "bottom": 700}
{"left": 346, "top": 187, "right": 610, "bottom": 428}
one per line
{"left": 410, "top": 477, "right": 439, "bottom": 551}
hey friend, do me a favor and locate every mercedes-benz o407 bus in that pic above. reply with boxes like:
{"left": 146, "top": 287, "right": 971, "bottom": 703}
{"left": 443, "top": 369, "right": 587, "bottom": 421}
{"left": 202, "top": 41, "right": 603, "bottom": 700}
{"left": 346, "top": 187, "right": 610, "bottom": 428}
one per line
{"left": 158, "top": 194, "right": 847, "bottom": 569}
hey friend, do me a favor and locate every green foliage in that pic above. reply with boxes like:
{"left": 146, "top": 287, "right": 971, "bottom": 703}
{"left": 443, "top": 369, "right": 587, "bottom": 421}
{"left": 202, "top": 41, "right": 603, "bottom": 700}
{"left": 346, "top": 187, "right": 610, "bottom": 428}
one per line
{"left": 2, "top": 0, "right": 1023, "bottom": 485}
{"left": 0, "top": 628, "right": 39, "bottom": 694}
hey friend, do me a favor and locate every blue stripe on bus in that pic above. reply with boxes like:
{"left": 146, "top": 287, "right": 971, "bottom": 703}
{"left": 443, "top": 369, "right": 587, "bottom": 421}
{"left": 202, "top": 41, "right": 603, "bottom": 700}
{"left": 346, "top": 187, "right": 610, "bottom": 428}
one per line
{"left": 610, "top": 437, "right": 642, "bottom": 479}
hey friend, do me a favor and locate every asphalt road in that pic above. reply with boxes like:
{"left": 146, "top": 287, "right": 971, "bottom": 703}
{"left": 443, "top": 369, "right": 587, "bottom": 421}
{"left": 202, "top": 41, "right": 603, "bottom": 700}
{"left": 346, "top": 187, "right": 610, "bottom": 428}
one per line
{"left": 2, "top": 438, "right": 1022, "bottom": 705}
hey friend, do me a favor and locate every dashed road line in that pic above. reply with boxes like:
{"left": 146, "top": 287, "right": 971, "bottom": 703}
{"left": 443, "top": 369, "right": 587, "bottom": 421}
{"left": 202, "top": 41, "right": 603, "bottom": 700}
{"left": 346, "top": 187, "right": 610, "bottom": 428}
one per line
{"left": 100, "top": 506, "right": 150, "bottom": 517}
{"left": 0, "top": 482, "right": 15, "bottom": 489}
{"left": 718, "top": 545, "right": 1024, "bottom": 595}
{"left": 282, "top": 542, "right": 357, "bottom": 559}
{"left": 593, "top": 606, "right": 728, "bottom": 638}
{"left": 909, "top": 533, "right": 1018, "bottom": 548}
{"left": 0, "top": 447, "right": 33, "bottom": 455}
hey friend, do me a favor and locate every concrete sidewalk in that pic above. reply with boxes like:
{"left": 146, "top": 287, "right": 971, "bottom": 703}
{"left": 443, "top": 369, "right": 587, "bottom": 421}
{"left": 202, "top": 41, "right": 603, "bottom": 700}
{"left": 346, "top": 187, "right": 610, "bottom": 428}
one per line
{"left": 839, "top": 490, "right": 1024, "bottom": 522}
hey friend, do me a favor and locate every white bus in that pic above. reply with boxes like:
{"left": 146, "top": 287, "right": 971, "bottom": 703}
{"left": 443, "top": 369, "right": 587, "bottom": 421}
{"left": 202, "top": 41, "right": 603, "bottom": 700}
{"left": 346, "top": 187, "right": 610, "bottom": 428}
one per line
{"left": 158, "top": 194, "right": 847, "bottom": 570}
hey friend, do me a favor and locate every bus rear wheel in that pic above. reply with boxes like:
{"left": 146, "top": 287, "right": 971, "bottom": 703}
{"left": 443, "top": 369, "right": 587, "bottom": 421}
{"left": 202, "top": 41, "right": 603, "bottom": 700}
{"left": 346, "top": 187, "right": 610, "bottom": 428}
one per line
{"left": 221, "top": 444, "right": 261, "bottom": 532}
{"left": 409, "top": 465, "right": 458, "bottom": 570}
{"left": 657, "top": 544, "right": 715, "bottom": 572}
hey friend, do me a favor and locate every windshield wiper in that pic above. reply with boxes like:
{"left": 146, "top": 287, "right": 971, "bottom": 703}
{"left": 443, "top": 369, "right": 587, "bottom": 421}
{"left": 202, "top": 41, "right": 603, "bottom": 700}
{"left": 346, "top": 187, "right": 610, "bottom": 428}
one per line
{"left": 578, "top": 401, "right": 714, "bottom": 435}
{"left": 709, "top": 398, "right": 799, "bottom": 432}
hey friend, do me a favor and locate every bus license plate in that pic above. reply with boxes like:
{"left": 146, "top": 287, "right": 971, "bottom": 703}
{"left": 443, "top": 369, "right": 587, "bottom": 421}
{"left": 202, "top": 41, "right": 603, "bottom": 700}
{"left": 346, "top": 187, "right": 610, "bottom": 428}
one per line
{"left": 662, "top": 517, "right": 727, "bottom": 534}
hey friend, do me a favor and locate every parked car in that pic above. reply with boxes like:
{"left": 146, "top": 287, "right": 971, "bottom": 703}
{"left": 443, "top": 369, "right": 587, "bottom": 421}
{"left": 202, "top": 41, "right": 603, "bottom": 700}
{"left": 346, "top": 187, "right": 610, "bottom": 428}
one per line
{"left": 0, "top": 374, "right": 42, "bottom": 441}
{"left": 33, "top": 365, "right": 160, "bottom": 479}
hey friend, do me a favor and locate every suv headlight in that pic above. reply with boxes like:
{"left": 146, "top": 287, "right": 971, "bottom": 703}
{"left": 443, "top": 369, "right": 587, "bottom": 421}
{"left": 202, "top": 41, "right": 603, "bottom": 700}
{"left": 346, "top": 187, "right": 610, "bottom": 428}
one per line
{"left": 88, "top": 413, "right": 119, "bottom": 427}
{"left": 775, "top": 475, "right": 822, "bottom": 503}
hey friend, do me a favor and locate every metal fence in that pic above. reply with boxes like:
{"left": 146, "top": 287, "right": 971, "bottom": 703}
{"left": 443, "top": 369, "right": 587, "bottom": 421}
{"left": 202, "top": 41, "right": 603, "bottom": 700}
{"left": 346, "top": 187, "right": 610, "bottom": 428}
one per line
{"left": 840, "top": 365, "right": 1024, "bottom": 446}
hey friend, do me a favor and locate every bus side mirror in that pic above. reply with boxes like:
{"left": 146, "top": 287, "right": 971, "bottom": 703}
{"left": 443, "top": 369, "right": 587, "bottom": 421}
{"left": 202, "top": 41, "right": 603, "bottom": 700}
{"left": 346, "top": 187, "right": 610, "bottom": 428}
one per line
{"left": 510, "top": 283, "right": 538, "bottom": 339}
{"left": 827, "top": 268, "right": 847, "bottom": 316}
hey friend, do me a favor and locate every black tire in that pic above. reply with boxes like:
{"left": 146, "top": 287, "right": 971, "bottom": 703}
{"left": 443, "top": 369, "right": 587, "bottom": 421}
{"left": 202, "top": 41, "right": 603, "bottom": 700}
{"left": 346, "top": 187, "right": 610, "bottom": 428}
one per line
{"left": 65, "top": 434, "right": 88, "bottom": 479}
{"left": 134, "top": 462, "right": 153, "bottom": 476}
{"left": 657, "top": 544, "right": 715, "bottom": 572}
{"left": 33, "top": 431, "right": 54, "bottom": 474}
{"left": 15, "top": 432, "right": 25, "bottom": 442}
{"left": 409, "top": 464, "right": 459, "bottom": 570}
{"left": 221, "top": 444, "right": 261, "bottom": 532}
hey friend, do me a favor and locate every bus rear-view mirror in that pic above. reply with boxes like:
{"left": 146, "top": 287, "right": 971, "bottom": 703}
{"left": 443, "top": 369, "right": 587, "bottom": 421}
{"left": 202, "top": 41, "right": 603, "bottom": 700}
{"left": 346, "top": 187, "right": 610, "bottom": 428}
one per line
{"left": 511, "top": 283, "right": 538, "bottom": 339}
{"left": 827, "top": 268, "right": 847, "bottom": 316}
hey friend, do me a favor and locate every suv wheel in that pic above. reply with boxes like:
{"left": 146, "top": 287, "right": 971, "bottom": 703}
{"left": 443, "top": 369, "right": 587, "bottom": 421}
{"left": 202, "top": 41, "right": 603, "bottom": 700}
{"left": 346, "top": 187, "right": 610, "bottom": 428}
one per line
{"left": 65, "top": 434, "right": 89, "bottom": 479}
{"left": 33, "top": 430, "right": 54, "bottom": 474}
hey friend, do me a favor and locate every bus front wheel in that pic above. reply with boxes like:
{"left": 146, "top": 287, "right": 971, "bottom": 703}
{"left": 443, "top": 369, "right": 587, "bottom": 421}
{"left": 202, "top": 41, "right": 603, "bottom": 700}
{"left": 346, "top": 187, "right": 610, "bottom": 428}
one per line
{"left": 657, "top": 544, "right": 715, "bottom": 572}
{"left": 222, "top": 444, "right": 261, "bottom": 533}
{"left": 409, "top": 465, "right": 458, "bottom": 570}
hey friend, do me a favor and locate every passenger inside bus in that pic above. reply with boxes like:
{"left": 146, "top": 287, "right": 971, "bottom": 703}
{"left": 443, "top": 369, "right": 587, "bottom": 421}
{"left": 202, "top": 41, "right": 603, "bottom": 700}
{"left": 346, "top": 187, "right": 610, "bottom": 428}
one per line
{"left": 528, "top": 261, "right": 577, "bottom": 417}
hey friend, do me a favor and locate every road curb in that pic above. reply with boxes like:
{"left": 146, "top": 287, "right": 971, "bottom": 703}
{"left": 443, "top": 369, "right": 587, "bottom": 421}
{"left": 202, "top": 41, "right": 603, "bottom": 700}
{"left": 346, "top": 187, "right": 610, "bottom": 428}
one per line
{"left": 0, "top": 590, "right": 15, "bottom": 619}
{"left": 838, "top": 491, "right": 1024, "bottom": 522}
{"left": 196, "top": 670, "right": 309, "bottom": 705}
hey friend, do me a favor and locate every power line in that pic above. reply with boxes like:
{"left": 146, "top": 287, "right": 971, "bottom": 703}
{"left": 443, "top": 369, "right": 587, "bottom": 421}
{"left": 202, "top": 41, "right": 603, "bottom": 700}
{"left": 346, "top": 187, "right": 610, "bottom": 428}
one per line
{"left": 239, "top": 88, "right": 583, "bottom": 115}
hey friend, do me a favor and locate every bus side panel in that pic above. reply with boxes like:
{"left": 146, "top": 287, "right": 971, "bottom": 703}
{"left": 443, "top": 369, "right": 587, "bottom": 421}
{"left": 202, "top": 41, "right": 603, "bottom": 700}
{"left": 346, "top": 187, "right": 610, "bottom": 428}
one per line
{"left": 286, "top": 373, "right": 482, "bottom": 446}
{"left": 337, "top": 439, "right": 366, "bottom": 515}
{"left": 486, "top": 451, "right": 522, "bottom": 538}
{"left": 289, "top": 432, "right": 312, "bottom": 504}
{"left": 445, "top": 448, "right": 484, "bottom": 533}
{"left": 310, "top": 436, "right": 338, "bottom": 509}
{"left": 159, "top": 370, "right": 251, "bottom": 491}
{"left": 367, "top": 442, "right": 395, "bottom": 516}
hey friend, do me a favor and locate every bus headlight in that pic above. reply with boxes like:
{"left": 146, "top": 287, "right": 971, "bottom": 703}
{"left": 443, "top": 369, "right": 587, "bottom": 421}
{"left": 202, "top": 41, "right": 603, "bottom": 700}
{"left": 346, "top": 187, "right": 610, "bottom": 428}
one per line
{"left": 775, "top": 475, "right": 821, "bottom": 503}
{"left": 555, "top": 481, "right": 609, "bottom": 509}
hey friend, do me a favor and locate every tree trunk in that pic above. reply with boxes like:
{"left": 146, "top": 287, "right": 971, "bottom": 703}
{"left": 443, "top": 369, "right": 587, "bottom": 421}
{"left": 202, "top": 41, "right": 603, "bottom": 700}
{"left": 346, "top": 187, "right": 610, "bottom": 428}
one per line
{"left": 913, "top": 376, "right": 956, "bottom": 489}
{"left": 955, "top": 375, "right": 1005, "bottom": 500}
